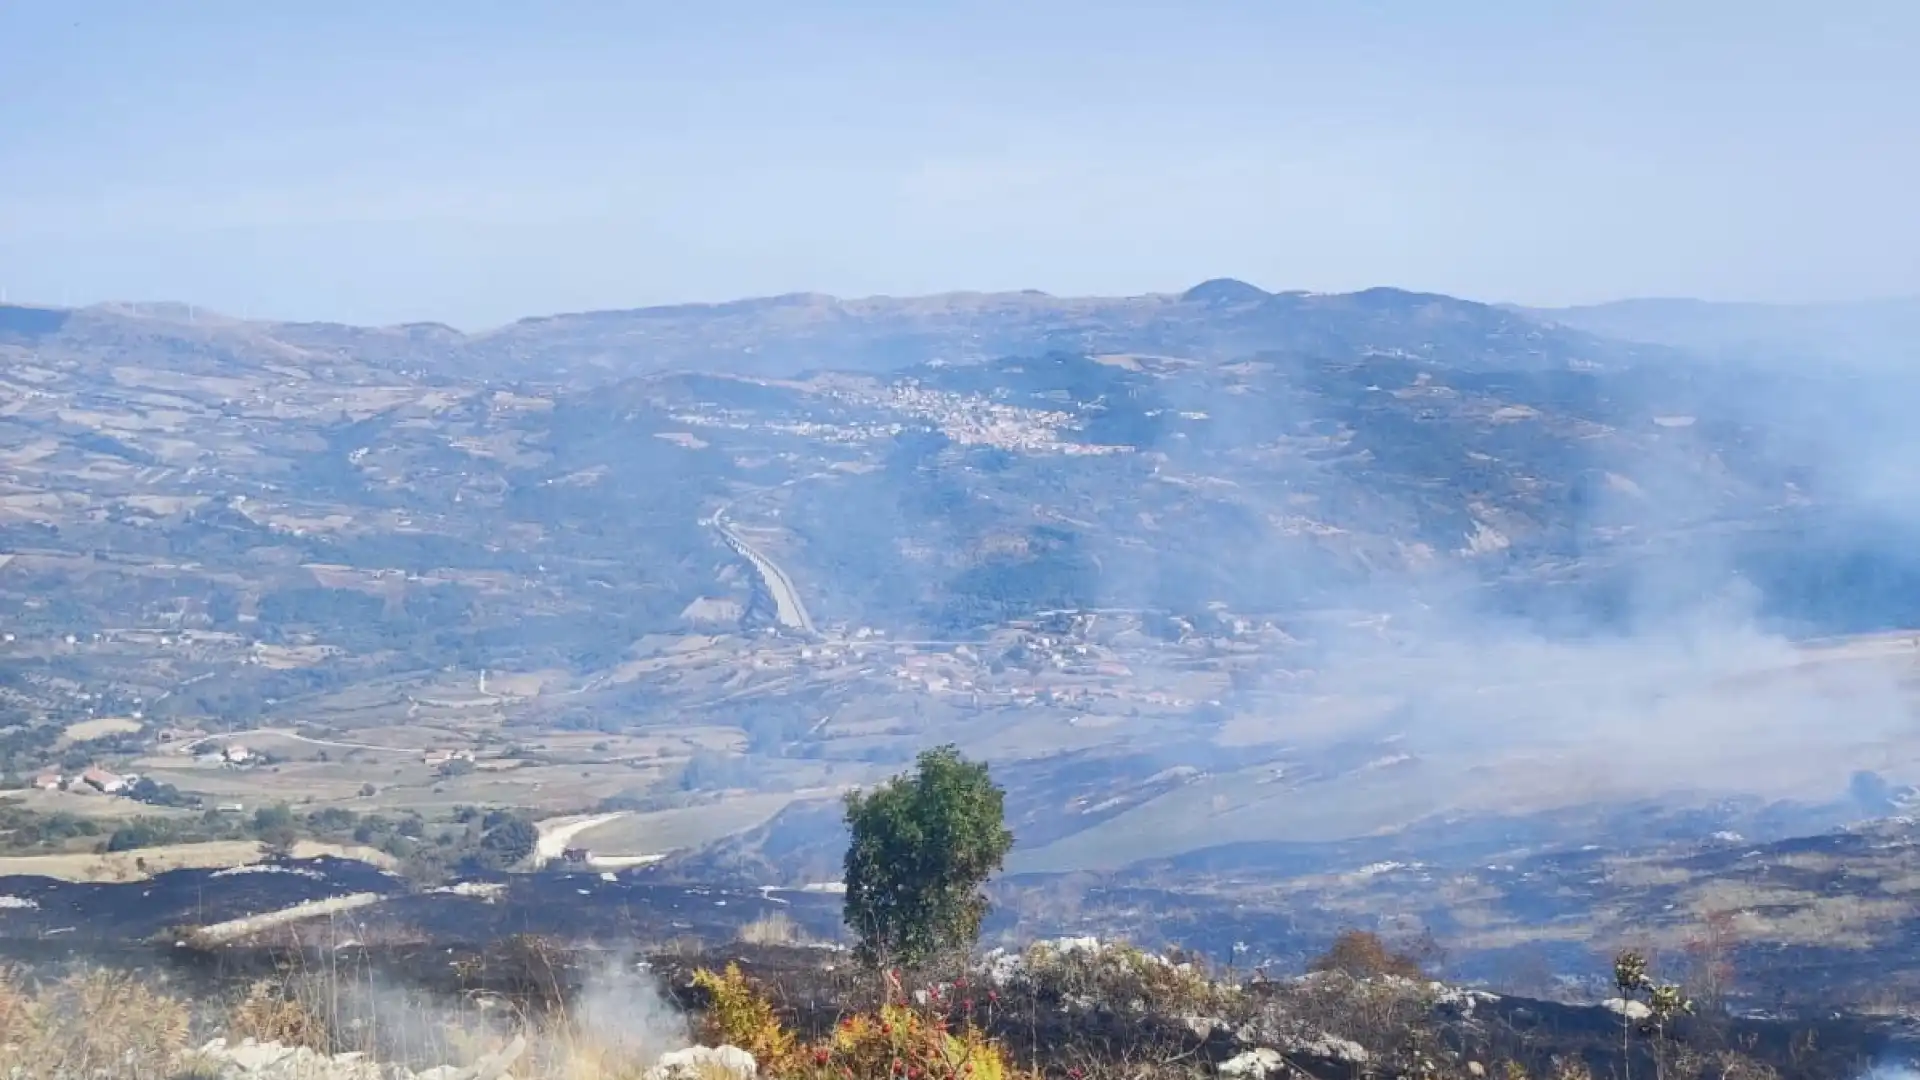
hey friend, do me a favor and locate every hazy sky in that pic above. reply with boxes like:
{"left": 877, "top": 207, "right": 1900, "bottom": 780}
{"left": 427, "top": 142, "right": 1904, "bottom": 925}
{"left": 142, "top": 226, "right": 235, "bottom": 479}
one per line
{"left": 2, "top": 2, "right": 1916, "bottom": 327}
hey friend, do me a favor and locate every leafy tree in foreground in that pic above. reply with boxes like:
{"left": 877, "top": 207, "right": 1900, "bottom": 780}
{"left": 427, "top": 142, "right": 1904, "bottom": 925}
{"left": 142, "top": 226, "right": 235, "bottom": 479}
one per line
{"left": 843, "top": 744, "right": 1014, "bottom": 967}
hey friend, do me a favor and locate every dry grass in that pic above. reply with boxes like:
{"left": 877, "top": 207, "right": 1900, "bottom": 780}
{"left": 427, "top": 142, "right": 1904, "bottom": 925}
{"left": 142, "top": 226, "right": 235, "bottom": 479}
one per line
{"left": 0, "top": 969, "right": 190, "bottom": 1080}
{"left": 0, "top": 839, "right": 395, "bottom": 883}
{"left": 1602, "top": 861, "right": 1699, "bottom": 889}
{"left": 228, "top": 979, "right": 331, "bottom": 1051}
{"left": 738, "top": 912, "right": 807, "bottom": 947}
{"left": 1733, "top": 895, "right": 1912, "bottom": 949}
{"left": 0, "top": 840, "right": 268, "bottom": 882}
{"left": 60, "top": 716, "right": 144, "bottom": 743}
{"left": 1445, "top": 921, "right": 1597, "bottom": 951}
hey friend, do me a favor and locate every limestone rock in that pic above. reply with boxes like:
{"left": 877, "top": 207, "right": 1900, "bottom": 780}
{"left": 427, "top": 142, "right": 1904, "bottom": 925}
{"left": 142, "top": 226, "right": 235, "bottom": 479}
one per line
{"left": 1218, "top": 1048, "right": 1285, "bottom": 1078}
{"left": 644, "top": 1044, "right": 758, "bottom": 1080}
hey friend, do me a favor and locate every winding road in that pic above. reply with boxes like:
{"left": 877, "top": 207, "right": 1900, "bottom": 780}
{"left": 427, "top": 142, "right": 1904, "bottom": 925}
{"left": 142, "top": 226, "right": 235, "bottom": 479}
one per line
{"left": 717, "top": 519, "right": 817, "bottom": 634}
{"left": 709, "top": 480, "right": 821, "bottom": 636}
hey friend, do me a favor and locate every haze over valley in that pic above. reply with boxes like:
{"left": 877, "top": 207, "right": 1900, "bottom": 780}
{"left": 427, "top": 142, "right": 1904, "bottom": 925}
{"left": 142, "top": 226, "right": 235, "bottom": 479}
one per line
{"left": 2, "top": 282, "right": 1917, "bottom": 952}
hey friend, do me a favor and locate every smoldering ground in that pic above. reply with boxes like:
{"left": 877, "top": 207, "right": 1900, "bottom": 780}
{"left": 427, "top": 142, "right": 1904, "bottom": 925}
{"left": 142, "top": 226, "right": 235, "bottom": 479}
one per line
{"left": 232, "top": 950, "right": 693, "bottom": 1070}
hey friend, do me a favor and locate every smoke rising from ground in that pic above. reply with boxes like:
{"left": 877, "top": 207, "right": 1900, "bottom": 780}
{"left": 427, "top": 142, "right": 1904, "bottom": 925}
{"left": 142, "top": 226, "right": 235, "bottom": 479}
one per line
{"left": 922, "top": 315, "right": 1920, "bottom": 859}
{"left": 569, "top": 955, "right": 691, "bottom": 1066}
{"left": 312, "top": 954, "right": 690, "bottom": 1071}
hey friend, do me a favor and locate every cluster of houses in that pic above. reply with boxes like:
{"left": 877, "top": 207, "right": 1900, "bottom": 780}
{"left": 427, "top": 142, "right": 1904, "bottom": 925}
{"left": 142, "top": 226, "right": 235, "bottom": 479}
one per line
{"left": 30, "top": 741, "right": 259, "bottom": 799}
{"left": 31, "top": 765, "right": 137, "bottom": 795}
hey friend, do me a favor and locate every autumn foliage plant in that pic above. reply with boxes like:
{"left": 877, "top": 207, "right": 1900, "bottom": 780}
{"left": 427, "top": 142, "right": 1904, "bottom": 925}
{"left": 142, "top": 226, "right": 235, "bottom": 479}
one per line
{"left": 693, "top": 963, "right": 1026, "bottom": 1080}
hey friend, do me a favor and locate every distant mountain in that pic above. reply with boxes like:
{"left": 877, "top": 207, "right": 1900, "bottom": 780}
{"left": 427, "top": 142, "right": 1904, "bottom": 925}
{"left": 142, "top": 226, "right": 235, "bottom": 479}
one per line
{"left": 18, "top": 283, "right": 1661, "bottom": 386}
{"left": 1517, "top": 296, "right": 1920, "bottom": 370}
{"left": 0, "top": 304, "right": 72, "bottom": 342}
{"left": 6, "top": 284, "right": 1914, "bottom": 649}
{"left": 1178, "top": 278, "right": 1269, "bottom": 306}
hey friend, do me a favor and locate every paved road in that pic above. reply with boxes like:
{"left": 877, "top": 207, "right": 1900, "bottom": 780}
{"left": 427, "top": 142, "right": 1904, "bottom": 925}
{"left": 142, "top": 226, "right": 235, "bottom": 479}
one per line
{"left": 715, "top": 514, "right": 817, "bottom": 635}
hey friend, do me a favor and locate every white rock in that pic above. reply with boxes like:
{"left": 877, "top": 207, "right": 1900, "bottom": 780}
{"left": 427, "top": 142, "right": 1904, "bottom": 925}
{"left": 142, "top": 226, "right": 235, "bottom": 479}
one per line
{"left": 1184, "top": 1015, "right": 1224, "bottom": 1039}
{"left": 1290, "top": 1034, "right": 1369, "bottom": 1064}
{"left": 1603, "top": 998, "right": 1652, "bottom": 1020}
{"left": 216, "top": 1039, "right": 299, "bottom": 1072}
{"left": 645, "top": 1045, "right": 757, "bottom": 1080}
{"left": 1218, "top": 1049, "right": 1285, "bottom": 1078}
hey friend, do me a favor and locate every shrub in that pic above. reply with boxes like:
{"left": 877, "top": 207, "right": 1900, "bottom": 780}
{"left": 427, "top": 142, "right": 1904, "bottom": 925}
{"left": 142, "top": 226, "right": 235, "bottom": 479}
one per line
{"left": 800, "top": 1003, "right": 1017, "bottom": 1080}
{"left": 228, "top": 979, "right": 330, "bottom": 1051}
{"left": 692, "top": 963, "right": 799, "bottom": 1074}
{"left": 693, "top": 962, "right": 1026, "bottom": 1080}
{"left": 1002, "top": 939, "right": 1234, "bottom": 1018}
{"left": 1308, "top": 929, "right": 1432, "bottom": 980}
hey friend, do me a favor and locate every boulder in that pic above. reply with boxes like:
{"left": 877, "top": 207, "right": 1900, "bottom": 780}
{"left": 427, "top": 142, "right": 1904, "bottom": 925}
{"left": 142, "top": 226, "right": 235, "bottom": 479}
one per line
{"left": 644, "top": 1044, "right": 758, "bottom": 1080}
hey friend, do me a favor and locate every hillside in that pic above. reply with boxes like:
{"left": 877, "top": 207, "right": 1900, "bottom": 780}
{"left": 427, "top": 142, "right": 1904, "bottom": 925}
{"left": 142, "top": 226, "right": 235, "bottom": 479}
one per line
{"left": 0, "top": 285, "right": 1917, "bottom": 994}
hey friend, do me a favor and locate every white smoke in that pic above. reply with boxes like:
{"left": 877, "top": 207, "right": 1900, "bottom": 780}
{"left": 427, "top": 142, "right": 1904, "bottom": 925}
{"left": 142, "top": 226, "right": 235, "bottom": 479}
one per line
{"left": 566, "top": 954, "right": 692, "bottom": 1066}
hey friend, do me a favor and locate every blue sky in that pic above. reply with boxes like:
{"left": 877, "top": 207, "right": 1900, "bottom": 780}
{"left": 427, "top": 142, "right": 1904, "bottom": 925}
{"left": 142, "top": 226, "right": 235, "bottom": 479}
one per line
{"left": 1, "top": 2, "right": 1915, "bottom": 327}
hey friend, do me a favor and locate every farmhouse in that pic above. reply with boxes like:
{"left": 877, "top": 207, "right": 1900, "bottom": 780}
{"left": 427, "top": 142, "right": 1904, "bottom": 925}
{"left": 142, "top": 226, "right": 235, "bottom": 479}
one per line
{"left": 79, "top": 767, "right": 126, "bottom": 794}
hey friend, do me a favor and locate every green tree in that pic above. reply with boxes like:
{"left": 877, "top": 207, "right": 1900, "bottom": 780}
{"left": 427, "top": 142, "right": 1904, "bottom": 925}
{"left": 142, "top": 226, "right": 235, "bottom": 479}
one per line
{"left": 251, "top": 803, "right": 295, "bottom": 835}
{"left": 477, "top": 816, "right": 539, "bottom": 869}
{"left": 842, "top": 744, "right": 1014, "bottom": 967}
{"left": 258, "top": 825, "right": 299, "bottom": 857}
{"left": 106, "top": 820, "right": 166, "bottom": 852}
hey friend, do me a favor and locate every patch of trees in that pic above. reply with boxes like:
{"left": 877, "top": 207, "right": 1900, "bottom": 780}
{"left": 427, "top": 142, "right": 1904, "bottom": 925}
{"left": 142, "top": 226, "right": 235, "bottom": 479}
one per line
{"left": 677, "top": 750, "right": 781, "bottom": 792}
{"left": 476, "top": 815, "right": 538, "bottom": 868}
{"left": 0, "top": 724, "right": 62, "bottom": 776}
{"left": 936, "top": 535, "right": 1104, "bottom": 634}
{"left": 299, "top": 804, "right": 545, "bottom": 881}
{"left": 126, "top": 777, "right": 199, "bottom": 810}
{"left": 0, "top": 806, "right": 101, "bottom": 852}
{"left": 104, "top": 813, "right": 240, "bottom": 853}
